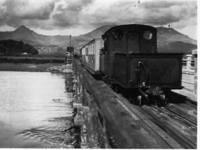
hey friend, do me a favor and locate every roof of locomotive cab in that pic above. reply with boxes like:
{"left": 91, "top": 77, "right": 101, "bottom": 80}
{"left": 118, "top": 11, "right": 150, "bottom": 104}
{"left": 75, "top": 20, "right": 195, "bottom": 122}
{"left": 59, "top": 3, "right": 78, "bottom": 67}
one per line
{"left": 102, "top": 24, "right": 156, "bottom": 38}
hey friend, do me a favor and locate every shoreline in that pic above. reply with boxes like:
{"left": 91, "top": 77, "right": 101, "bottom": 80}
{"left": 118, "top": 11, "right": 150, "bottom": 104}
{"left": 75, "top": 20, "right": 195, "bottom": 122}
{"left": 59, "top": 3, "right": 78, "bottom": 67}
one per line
{"left": 0, "top": 56, "right": 65, "bottom": 64}
{"left": 0, "top": 63, "right": 63, "bottom": 72}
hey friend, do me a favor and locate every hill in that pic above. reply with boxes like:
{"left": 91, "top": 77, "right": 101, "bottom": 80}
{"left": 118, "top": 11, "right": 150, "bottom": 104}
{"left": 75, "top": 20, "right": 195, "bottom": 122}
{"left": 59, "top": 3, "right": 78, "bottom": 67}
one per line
{"left": 72, "top": 25, "right": 114, "bottom": 48}
{"left": 0, "top": 25, "right": 197, "bottom": 54}
{"left": 0, "top": 25, "right": 67, "bottom": 47}
{"left": 0, "top": 26, "right": 68, "bottom": 56}
{"left": 0, "top": 40, "right": 38, "bottom": 56}
{"left": 157, "top": 27, "right": 197, "bottom": 53}
{"left": 73, "top": 25, "right": 197, "bottom": 53}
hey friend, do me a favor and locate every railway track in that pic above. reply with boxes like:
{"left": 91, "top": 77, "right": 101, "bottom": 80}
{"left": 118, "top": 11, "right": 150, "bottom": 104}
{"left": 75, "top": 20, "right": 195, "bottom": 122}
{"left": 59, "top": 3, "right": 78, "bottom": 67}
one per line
{"left": 121, "top": 92, "right": 197, "bottom": 148}
{"left": 141, "top": 105, "right": 196, "bottom": 148}
{"left": 165, "top": 103, "right": 197, "bottom": 125}
{"left": 103, "top": 77, "right": 197, "bottom": 148}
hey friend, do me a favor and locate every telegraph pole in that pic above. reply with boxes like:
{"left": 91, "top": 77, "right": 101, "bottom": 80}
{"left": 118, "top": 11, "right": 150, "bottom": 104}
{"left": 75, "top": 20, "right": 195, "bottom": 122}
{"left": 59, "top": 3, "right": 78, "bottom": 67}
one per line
{"left": 65, "top": 35, "right": 74, "bottom": 64}
{"left": 69, "top": 35, "right": 72, "bottom": 47}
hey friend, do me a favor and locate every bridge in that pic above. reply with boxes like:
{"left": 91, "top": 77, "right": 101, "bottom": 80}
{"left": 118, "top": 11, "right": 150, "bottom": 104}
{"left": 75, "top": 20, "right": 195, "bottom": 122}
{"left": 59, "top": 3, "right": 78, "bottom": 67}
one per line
{"left": 69, "top": 58, "right": 197, "bottom": 148}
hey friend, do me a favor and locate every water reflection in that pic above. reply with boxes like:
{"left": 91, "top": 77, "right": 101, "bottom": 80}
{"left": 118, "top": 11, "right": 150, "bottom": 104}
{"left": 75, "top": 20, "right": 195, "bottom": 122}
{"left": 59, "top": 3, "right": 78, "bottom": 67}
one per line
{"left": 0, "top": 71, "right": 74, "bottom": 148}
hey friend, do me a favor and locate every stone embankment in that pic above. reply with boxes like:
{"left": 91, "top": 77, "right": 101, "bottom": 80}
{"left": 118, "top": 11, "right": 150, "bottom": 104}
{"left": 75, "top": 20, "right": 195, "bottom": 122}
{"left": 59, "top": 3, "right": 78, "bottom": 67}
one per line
{"left": 48, "top": 63, "right": 105, "bottom": 148}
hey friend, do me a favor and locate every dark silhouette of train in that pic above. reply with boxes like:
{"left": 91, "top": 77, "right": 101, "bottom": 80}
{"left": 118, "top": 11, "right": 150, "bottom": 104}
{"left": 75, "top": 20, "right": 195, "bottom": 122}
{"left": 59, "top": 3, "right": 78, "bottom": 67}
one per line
{"left": 80, "top": 24, "right": 183, "bottom": 105}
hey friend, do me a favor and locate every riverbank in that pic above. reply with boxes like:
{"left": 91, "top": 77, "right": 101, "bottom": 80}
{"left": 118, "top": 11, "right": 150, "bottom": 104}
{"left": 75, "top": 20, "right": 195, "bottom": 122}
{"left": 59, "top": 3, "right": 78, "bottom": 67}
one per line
{"left": 0, "top": 56, "right": 64, "bottom": 63}
{"left": 0, "top": 63, "right": 63, "bottom": 72}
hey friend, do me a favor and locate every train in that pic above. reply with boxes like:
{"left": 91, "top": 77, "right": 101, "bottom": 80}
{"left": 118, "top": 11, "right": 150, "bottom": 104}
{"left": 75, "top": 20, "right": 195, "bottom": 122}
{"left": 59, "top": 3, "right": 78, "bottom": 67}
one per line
{"left": 80, "top": 24, "right": 183, "bottom": 105}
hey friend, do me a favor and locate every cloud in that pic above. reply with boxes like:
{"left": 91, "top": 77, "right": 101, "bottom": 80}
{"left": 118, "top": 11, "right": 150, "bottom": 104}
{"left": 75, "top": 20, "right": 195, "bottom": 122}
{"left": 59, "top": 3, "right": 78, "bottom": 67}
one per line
{"left": 52, "top": 0, "right": 93, "bottom": 27}
{"left": 80, "top": 0, "right": 197, "bottom": 28}
{"left": 5, "top": 0, "right": 55, "bottom": 19}
{"left": 0, "top": 0, "right": 197, "bottom": 39}
{"left": 0, "top": 0, "right": 94, "bottom": 29}
{"left": 0, "top": 0, "right": 56, "bottom": 27}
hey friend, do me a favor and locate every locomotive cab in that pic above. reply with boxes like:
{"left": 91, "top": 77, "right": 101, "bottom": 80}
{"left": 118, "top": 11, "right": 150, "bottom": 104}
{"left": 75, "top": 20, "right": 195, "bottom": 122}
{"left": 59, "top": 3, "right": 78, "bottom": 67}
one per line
{"left": 101, "top": 24, "right": 183, "bottom": 104}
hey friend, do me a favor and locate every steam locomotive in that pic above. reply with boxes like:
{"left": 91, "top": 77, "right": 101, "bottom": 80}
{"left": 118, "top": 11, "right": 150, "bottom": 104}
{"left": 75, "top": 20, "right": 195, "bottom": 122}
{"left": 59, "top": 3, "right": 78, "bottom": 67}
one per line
{"left": 80, "top": 24, "right": 183, "bottom": 105}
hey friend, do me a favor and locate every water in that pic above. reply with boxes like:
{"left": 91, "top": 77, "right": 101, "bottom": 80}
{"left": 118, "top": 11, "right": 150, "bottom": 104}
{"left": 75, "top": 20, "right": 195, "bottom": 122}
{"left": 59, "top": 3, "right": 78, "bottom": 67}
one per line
{"left": 0, "top": 71, "right": 74, "bottom": 148}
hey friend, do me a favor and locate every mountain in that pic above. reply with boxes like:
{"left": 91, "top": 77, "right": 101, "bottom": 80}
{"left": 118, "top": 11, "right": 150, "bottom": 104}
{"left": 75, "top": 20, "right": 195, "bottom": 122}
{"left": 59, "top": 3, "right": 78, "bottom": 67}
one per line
{"left": 0, "top": 25, "right": 197, "bottom": 55}
{"left": 72, "top": 25, "right": 114, "bottom": 48}
{"left": 157, "top": 27, "right": 197, "bottom": 53}
{"left": 72, "top": 25, "right": 197, "bottom": 54}
{"left": 79, "top": 25, "right": 114, "bottom": 39}
{"left": 0, "top": 25, "right": 67, "bottom": 47}
{"left": 0, "top": 25, "right": 69, "bottom": 56}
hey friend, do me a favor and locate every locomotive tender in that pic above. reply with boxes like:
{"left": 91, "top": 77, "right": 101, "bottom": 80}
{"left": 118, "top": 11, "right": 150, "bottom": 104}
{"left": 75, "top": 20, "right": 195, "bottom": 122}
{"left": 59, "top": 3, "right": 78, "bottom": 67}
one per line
{"left": 80, "top": 24, "right": 183, "bottom": 104}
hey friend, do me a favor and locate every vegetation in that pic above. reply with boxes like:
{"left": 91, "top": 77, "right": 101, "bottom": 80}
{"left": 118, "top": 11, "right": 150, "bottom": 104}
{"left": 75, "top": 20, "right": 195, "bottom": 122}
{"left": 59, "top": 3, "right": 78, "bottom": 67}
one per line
{"left": 0, "top": 40, "right": 38, "bottom": 56}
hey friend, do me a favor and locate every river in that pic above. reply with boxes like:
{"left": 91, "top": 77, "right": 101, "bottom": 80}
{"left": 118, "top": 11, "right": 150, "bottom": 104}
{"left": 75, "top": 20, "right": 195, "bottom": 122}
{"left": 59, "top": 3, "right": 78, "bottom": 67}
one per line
{"left": 0, "top": 71, "right": 74, "bottom": 148}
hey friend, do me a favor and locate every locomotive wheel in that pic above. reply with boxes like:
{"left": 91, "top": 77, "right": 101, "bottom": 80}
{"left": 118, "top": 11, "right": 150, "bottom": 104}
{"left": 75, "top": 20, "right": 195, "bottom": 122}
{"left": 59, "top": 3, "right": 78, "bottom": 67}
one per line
{"left": 137, "top": 95, "right": 142, "bottom": 106}
{"left": 160, "top": 94, "right": 168, "bottom": 106}
{"left": 156, "top": 94, "right": 167, "bottom": 106}
{"left": 112, "top": 84, "right": 120, "bottom": 93}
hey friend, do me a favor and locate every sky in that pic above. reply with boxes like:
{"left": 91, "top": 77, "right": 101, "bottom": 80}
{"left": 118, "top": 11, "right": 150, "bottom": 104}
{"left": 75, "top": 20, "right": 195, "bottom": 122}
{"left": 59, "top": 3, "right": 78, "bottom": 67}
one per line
{"left": 0, "top": 0, "right": 197, "bottom": 39}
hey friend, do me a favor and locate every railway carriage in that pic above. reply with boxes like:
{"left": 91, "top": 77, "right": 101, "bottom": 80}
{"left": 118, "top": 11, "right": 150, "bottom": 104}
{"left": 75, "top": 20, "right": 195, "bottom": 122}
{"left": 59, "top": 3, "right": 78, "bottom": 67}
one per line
{"left": 80, "top": 38, "right": 103, "bottom": 74}
{"left": 80, "top": 24, "right": 183, "bottom": 104}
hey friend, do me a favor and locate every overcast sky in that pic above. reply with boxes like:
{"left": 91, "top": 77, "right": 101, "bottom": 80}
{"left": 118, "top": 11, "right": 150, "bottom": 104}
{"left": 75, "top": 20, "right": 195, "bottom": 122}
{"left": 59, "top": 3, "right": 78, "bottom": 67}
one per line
{"left": 0, "top": 0, "right": 197, "bottom": 39}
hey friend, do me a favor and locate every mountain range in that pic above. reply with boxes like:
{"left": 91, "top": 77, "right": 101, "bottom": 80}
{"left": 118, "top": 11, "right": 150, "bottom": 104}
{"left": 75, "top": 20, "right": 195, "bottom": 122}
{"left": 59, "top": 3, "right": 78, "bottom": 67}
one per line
{"left": 0, "top": 26, "right": 67, "bottom": 47}
{"left": 0, "top": 25, "right": 197, "bottom": 55}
